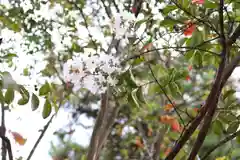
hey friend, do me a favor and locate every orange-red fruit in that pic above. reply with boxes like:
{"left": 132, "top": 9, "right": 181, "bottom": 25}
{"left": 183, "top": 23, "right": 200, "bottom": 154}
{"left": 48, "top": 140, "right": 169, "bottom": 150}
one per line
{"left": 147, "top": 128, "right": 153, "bottom": 137}
{"left": 171, "top": 120, "right": 182, "bottom": 132}
{"left": 186, "top": 75, "right": 191, "bottom": 81}
{"left": 164, "top": 148, "right": 172, "bottom": 156}
{"left": 135, "top": 137, "right": 144, "bottom": 148}
{"left": 192, "top": 0, "right": 204, "bottom": 4}
{"left": 163, "top": 103, "right": 174, "bottom": 112}
{"left": 11, "top": 131, "right": 27, "bottom": 145}
{"left": 188, "top": 65, "right": 192, "bottom": 71}
{"left": 193, "top": 107, "right": 200, "bottom": 112}
{"left": 159, "top": 115, "right": 175, "bottom": 124}
{"left": 132, "top": 7, "right": 137, "bottom": 13}
{"left": 184, "top": 21, "right": 196, "bottom": 36}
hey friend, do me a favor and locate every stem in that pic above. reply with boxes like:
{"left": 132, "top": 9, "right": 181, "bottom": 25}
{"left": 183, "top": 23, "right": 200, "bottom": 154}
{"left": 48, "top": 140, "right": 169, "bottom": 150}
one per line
{"left": 201, "top": 130, "right": 240, "bottom": 160}
{"left": 148, "top": 64, "right": 185, "bottom": 126}
{"left": 1, "top": 102, "right": 6, "bottom": 160}
{"left": 26, "top": 114, "right": 55, "bottom": 160}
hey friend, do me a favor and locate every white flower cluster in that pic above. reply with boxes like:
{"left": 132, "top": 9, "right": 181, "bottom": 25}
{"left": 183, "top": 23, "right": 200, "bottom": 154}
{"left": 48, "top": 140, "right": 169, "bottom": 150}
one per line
{"left": 63, "top": 52, "right": 121, "bottom": 94}
{"left": 111, "top": 11, "right": 136, "bottom": 39}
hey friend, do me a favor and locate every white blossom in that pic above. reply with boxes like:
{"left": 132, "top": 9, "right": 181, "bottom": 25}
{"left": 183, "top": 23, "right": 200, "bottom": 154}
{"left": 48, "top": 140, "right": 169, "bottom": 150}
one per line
{"left": 111, "top": 11, "right": 136, "bottom": 40}
{"left": 63, "top": 52, "right": 121, "bottom": 94}
{"left": 20, "top": 0, "right": 33, "bottom": 13}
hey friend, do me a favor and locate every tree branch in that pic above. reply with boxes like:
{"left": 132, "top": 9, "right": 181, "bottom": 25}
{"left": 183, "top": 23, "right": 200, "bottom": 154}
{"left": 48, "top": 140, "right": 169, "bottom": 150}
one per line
{"left": 0, "top": 137, "right": 13, "bottom": 160}
{"left": 100, "top": 0, "right": 112, "bottom": 19}
{"left": 26, "top": 114, "right": 55, "bottom": 160}
{"left": 87, "top": 91, "right": 109, "bottom": 160}
{"left": 97, "top": 98, "right": 120, "bottom": 155}
{"left": 87, "top": 88, "right": 121, "bottom": 160}
{"left": 165, "top": 3, "right": 231, "bottom": 159}
{"left": 124, "top": 43, "right": 220, "bottom": 63}
{"left": 1, "top": 102, "right": 6, "bottom": 160}
{"left": 201, "top": 130, "right": 240, "bottom": 160}
{"left": 227, "top": 24, "right": 240, "bottom": 46}
{"left": 153, "top": 128, "right": 166, "bottom": 160}
{"left": 221, "top": 54, "right": 240, "bottom": 87}
{"left": 187, "top": 1, "right": 227, "bottom": 159}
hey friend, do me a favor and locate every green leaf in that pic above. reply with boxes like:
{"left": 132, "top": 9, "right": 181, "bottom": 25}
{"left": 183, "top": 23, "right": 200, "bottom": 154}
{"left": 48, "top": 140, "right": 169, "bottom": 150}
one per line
{"left": 23, "top": 68, "right": 29, "bottom": 76}
{"left": 189, "top": 30, "right": 203, "bottom": 47}
{"left": 4, "top": 88, "right": 14, "bottom": 104}
{"left": 42, "top": 99, "right": 52, "bottom": 119}
{"left": 17, "top": 86, "right": 29, "bottom": 105}
{"left": 178, "top": 38, "right": 187, "bottom": 46}
{"left": 128, "top": 89, "right": 140, "bottom": 108}
{"left": 1, "top": 53, "right": 18, "bottom": 59}
{"left": 131, "top": 56, "right": 144, "bottom": 66}
{"left": 168, "top": 131, "right": 179, "bottom": 141}
{"left": 231, "top": 148, "right": 240, "bottom": 159}
{"left": 136, "top": 87, "right": 146, "bottom": 104}
{"left": 212, "top": 120, "right": 223, "bottom": 135}
{"left": 162, "top": 5, "right": 177, "bottom": 14}
{"left": 39, "top": 82, "right": 51, "bottom": 96}
{"left": 184, "top": 50, "right": 195, "bottom": 61}
{"left": 236, "top": 135, "right": 240, "bottom": 144}
{"left": 135, "top": 15, "right": 151, "bottom": 28}
{"left": 204, "top": 133, "right": 219, "bottom": 146}
{"left": 168, "top": 82, "right": 182, "bottom": 97}
{"left": 203, "top": 53, "right": 215, "bottom": 65}
{"left": 10, "top": 23, "right": 21, "bottom": 32}
{"left": 225, "top": 114, "right": 237, "bottom": 123}
{"left": 227, "top": 122, "right": 239, "bottom": 134}
{"left": 124, "top": 70, "right": 138, "bottom": 89}
{"left": 223, "top": 89, "right": 236, "bottom": 100}
{"left": 175, "top": 148, "right": 186, "bottom": 160}
{"left": 81, "top": 155, "right": 87, "bottom": 160}
{"left": 173, "top": 70, "right": 188, "bottom": 81}
{"left": 204, "top": 0, "right": 218, "bottom": 8}
{"left": 31, "top": 93, "right": 40, "bottom": 111}
{"left": 160, "top": 18, "right": 176, "bottom": 28}
{"left": 192, "top": 51, "right": 203, "bottom": 67}
{"left": 0, "top": 90, "right": 4, "bottom": 102}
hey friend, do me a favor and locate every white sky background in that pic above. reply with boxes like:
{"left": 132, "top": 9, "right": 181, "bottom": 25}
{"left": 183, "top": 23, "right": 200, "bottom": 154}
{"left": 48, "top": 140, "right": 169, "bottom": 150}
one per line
{"left": 0, "top": 0, "right": 239, "bottom": 160}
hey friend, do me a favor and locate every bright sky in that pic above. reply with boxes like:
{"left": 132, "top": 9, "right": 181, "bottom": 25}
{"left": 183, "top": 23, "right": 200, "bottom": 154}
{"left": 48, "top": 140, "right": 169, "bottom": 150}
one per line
{"left": 0, "top": 59, "right": 94, "bottom": 159}
{"left": 0, "top": 0, "right": 95, "bottom": 159}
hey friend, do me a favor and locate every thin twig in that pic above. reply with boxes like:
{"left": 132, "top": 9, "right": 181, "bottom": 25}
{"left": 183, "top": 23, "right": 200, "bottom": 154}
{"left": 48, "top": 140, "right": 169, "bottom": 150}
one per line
{"left": 67, "top": 0, "right": 98, "bottom": 51}
{"left": 136, "top": 120, "right": 154, "bottom": 160}
{"left": 170, "top": 0, "right": 220, "bottom": 35}
{"left": 124, "top": 43, "right": 220, "bottom": 63}
{"left": 148, "top": 64, "right": 185, "bottom": 127}
{"left": 201, "top": 130, "right": 240, "bottom": 160}
{"left": 100, "top": 0, "right": 112, "bottom": 19}
{"left": 26, "top": 114, "right": 55, "bottom": 160}
{"left": 152, "top": 127, "right": 166, "bottom": 160}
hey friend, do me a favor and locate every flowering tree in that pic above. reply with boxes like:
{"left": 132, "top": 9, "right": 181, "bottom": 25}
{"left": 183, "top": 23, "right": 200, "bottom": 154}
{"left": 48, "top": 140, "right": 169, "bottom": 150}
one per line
{"left": 0, "top": 0, "right": 240, "bottom": 160}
